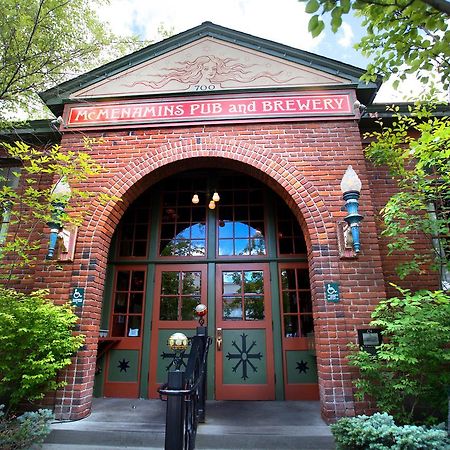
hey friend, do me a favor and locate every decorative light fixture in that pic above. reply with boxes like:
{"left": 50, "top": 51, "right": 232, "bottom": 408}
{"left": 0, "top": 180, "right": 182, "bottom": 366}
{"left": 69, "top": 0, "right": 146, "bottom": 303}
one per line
{"left": 340, "top": 165, "right": 363, "bottom": 253}
{"left": 46, "top": 177, "right": 71, "bottom": 260}
{"left": 192, "top": 191, "right": 220, "bottom": 209}
{"left": 167, "top": 332, "right": 189, "bottom": 370}
{"left": 195, "top": 304, "right": 207, "bottom": 326}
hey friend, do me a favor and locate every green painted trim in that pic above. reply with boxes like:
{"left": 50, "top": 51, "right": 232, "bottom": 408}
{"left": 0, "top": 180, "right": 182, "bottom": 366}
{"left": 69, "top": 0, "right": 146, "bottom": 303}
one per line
{"left": 206, "top": 201, "right": 216, "bottom": 260}
{"left": 266, "top": 192, "right": 284, "bottom": 399}
{"left": 107, "top": 255, "right": 308, "bottom": 265}
{"left": 148, "top": 193, "right": 161, "bottom": 259}
{"left": 270, "top": 261, "right": 284, "bottom": 400}
{"left": 140, "top": 263, "right": 155, "bottom": 398}
{"left": 206, "top": 262, "right": 216, "bottom": 400}
{"left": 100, "top": 265, "right": 114, "bottom": 330}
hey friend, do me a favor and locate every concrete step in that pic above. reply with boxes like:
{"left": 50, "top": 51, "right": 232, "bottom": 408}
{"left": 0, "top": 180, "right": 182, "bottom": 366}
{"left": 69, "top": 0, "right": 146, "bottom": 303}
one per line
{"left": 43, "top": 399, "right": 335, "bottom": 450}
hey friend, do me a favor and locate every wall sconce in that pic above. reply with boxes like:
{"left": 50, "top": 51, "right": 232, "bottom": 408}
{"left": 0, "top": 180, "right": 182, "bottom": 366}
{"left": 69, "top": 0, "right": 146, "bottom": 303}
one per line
{"left": 46, "top": 177, "right": 71, "bottom": 260}
{"left": 340, "top": 166, "right": 363, "bottom": 254}
{"left": 192, "top": 191, "right": 220, "bottom": 209}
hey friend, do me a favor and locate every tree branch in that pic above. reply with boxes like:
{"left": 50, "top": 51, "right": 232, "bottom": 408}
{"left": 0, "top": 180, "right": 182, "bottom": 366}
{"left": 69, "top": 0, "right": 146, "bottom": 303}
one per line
{"left": 420, "top": 0, "right": 450, "bottom": 15}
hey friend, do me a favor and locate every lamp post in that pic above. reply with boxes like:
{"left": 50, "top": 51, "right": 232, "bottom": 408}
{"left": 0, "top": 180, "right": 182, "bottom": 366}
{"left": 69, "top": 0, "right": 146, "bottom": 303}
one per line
{"left": 340, "top": 166, "right": 363, "bottom": 253}
{"left": 46, "top": 177, "right": 71, "bottom": 260}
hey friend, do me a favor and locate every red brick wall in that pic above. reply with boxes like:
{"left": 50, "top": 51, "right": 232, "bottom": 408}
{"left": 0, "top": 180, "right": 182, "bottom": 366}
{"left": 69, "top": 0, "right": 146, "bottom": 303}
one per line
{"left": 13, "top": 119, "right": 389, "bottom": 421}
{"left": 364, "top": 157, "right": 440, "bottom": 297}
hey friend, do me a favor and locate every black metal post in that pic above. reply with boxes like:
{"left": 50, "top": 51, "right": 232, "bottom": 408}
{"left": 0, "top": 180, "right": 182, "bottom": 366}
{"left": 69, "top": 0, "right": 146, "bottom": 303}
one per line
{"left": 196, "top": 326, "right": 207, "bottom": 423}
{"left": 164, "top": 370, "right": 185, "bottom": 450}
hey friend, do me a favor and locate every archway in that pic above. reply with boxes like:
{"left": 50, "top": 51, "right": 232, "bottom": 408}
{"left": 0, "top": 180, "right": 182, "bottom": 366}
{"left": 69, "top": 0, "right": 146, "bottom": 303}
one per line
{"left": 94, "top": 168, "right": 319, "bottom": 401}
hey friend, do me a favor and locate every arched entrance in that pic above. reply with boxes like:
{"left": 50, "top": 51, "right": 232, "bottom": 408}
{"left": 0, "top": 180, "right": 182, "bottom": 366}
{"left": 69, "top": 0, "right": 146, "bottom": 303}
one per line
{"left": 95, "top": 169, "right": 318, "bottom": 401}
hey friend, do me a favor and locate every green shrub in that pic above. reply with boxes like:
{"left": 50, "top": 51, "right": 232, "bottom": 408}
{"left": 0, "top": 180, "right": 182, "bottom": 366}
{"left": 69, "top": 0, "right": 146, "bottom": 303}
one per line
{"left": 348, "top": 288, "right": 450, "bottom": 424}
{"left": 0, "top": 404, "right": 53, "bottom": 450}
{"left": 331, "top": 412, "right": 450, "bottom": 450}
{"left": 0, "top": 288, "right": 84, "bottom": 412}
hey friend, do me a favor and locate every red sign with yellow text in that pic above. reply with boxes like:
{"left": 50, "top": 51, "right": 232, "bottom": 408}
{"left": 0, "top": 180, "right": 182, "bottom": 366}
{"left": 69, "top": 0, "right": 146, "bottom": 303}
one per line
{"left": 65, "top": 92, "right": 356, "bottom": 128}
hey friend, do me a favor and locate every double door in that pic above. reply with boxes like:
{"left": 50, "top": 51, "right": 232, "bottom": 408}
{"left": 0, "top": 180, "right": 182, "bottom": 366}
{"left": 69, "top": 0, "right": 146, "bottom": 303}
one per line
{"left": 149, "top": 263, "right": 275, "bottom": 400}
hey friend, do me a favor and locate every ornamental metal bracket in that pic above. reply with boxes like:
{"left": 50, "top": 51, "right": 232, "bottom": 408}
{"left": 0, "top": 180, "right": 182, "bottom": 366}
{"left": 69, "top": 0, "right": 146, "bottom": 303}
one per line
{"left": 337, "top": 221, "right": 358, "bottom": 259}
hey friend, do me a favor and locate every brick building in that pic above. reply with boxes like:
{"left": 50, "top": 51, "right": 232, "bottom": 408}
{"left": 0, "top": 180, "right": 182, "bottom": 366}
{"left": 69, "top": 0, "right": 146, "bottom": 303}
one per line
{"left": 0, "top": 22, "right": 442, "bottom": 422}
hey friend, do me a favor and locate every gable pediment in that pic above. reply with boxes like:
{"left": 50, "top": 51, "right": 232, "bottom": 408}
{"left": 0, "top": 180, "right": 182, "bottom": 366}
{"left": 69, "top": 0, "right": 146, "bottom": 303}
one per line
{"left": 41, "top": 22, "right": 381, "bottom": 115}
{"left": 71, "top": 37, "right": 350, "bottom": 99}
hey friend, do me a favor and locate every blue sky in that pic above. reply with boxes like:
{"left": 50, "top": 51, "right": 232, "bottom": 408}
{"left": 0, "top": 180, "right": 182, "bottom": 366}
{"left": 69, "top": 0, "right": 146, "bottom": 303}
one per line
{"left": 99, "top": 0, "right": 429, "bottom": 102}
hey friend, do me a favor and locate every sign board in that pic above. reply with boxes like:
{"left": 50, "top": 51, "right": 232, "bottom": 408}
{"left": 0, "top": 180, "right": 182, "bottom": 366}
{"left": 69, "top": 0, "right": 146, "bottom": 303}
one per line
{"left": 324, "top": 282, "right": 340, "bottom": 303}
{"left": 357, "top": 328, "right": 382, "bottom": 355}
{"left": 64, "top": 91, "right": 356, "bottom": 129}
{"left": 71, "top": 287, "right": 85, "bottom": 307}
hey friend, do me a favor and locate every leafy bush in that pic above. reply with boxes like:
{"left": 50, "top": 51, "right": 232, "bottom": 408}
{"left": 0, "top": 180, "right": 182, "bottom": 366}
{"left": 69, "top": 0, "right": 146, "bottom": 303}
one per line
{"left": 331, "top": 412, "right": 450, "bottom": 450}
{"left": 0, "top": 404, "right": 53, "bottom": 450}
{"left": 0, "top": 288, "right": 84, "bottom": 412}
{"left": 348, "top": 288, "right": 450, "bottom": 424}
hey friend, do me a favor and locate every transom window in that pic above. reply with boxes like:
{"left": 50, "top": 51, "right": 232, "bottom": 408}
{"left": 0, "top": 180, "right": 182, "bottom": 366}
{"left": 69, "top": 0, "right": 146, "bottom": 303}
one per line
{"left": 118, "top": 202, "right": 151, "bottom": 258}
{"left": 159, "top": 178, "right": 207, "bottom": 257}
{"left": 114, "top": 170, "right": 307, "bottom": 261}
{"left": 217, "top": 177, "right": 266, "bottom": 256}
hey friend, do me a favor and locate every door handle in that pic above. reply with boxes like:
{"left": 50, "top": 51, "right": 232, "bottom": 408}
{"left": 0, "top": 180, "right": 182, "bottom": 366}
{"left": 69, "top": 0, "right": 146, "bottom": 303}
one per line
{"left": 216, "top": 328, "right": 223, "bottom": 352}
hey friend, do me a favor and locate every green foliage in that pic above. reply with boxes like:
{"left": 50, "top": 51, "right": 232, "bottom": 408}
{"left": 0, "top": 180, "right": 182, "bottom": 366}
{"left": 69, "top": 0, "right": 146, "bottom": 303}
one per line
{"left": 0, "top": 288, "right": 84, "bottom": 412}
{"left": 0, "top": 0, "right": 147, "bottom": 122}
{"left": 0, "top": 140, "right": 109, "bottom": 281}
{"left": 301, "top": 0, "right": 450, "bottom": 89}
{"left": 364, "top": 102, "right": 450, "bottom": 279}
{"left": 331, "top": 412, "right": 450, "bottom": 450}
{"left": 348, "top": 288, "right": 450, "bottom": 424}
{"left": 0, "top": 404, "right": 54, "bottom": 450}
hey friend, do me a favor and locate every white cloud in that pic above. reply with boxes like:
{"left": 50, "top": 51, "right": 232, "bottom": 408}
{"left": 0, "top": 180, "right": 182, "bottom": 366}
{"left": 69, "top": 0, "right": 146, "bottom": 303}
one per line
{"left": 374, "top": 72, "right": 447, "bottom": 103}
{"left": 337, "top": 22, "right": 354, "bottom": 48}
{"left": 99, "top": 0, "right": 324, "bottom": 51}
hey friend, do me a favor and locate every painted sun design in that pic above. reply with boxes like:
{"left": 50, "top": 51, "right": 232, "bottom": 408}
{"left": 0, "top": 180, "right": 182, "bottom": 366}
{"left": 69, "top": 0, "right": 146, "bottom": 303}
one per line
{"left": 226, "top": 333, "right": 262, "bottom": 380}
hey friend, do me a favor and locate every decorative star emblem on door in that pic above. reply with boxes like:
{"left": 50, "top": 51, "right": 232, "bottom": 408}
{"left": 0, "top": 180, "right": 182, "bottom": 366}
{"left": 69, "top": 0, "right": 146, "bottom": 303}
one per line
{"left": 226, "top": 333, "right": 262, "bottom": 380}
{"left": 296, "top": 360, "right": 309, "bottom": 374}
{"left": 118, "top": 358, "right": 130, "bottom": 372}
